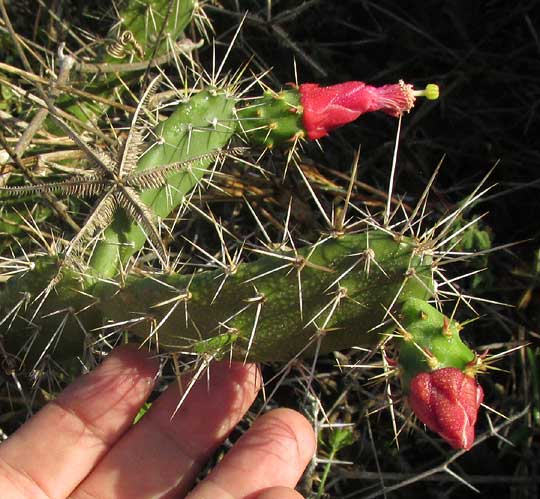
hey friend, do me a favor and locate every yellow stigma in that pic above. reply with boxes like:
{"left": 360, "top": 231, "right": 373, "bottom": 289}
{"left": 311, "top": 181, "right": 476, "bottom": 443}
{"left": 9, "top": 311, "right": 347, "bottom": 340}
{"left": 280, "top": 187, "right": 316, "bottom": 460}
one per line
{"left": 413, "top": 83, "right": 439, "bottom": 100}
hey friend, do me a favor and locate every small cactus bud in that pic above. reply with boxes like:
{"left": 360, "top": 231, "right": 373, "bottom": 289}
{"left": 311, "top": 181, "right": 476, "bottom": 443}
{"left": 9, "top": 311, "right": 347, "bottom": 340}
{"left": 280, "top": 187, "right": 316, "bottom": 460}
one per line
{"left": 408, "top": 367, "right": 484, "bottom": 450}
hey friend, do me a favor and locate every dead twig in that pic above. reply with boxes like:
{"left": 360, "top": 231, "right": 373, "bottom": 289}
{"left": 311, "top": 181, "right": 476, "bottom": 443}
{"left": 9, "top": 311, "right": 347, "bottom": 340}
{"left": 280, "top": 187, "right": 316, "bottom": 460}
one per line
{"left": 0, "top": 127, "right": 80, "bottom": 232}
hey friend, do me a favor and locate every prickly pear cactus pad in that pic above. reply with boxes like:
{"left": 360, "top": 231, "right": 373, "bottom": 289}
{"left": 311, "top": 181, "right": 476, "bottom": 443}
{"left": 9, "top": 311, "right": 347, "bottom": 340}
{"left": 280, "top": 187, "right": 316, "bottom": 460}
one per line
{"left": 0, "top": 230, "right": 432, "bottom": 364}
{"left": 99, "top": 231, "right": 433, "bottom": 361}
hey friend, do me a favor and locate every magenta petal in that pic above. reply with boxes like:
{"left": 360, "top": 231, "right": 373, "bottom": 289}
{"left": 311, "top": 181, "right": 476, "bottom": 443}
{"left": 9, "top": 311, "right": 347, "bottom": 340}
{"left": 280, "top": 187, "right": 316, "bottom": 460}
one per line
{"left": 299, "top": 80, "right": 416, "bottom": 140}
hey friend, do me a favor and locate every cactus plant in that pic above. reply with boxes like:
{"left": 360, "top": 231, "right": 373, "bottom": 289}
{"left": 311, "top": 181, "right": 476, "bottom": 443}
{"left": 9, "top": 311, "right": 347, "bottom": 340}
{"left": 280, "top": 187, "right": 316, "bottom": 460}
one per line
{"left": 2, "top": 4, "right": 536, "bottom": 498}
{"left": 0, "top": 67, "right": 487, "bottom": 449}
{"left": 0, "top": 0, "right": 488, "bottom": 454}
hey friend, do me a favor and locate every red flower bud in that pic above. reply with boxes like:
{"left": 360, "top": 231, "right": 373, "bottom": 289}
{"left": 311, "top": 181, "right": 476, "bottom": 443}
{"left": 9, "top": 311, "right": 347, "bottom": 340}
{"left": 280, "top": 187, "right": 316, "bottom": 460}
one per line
{"left": 408, "top": 367, "right": 484, "bottom": 450}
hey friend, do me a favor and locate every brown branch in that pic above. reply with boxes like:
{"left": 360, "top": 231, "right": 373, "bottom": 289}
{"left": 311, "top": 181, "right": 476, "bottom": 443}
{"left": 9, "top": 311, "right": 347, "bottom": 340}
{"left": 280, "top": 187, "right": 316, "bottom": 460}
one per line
{"left": 359, "top": 406, "right": 530, "bottom": 499}
{"left": 0, "top": 63, "right": 138, "bottom": 113}
{"left": 75, "top": 39, "right": 203, "bottom": 74}
{"left": 12, "top": 48, "right": 74, "bottom": 159}
{"left": 0, "top": 76, "right": 115, "bottom": 146}
{"left": 0, "top": 128, "right": 80, "bottom": 232}
{"left": 0, "top": 0, "right": 47, "bottom": 95}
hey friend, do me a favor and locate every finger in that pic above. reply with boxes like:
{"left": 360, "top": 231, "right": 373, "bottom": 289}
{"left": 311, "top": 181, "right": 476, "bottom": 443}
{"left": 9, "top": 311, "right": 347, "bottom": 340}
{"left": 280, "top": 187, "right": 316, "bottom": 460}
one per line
{"left": 0, "top": 347, "right": 158, "bottom": 499}
{"left": 72, "top": 360, "right": 261, "bottom": 499}
{"left": 254, "top": 486, "right": 305, "bottom": 499}
{"left": 187, "top": 408, "right": 316, "bottom": 499}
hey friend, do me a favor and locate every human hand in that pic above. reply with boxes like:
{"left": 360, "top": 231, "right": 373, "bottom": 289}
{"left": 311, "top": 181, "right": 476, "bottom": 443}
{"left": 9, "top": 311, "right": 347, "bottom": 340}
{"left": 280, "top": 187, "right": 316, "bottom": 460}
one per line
{"left": 0, "top": 347, "right": 316, "bottom": 498}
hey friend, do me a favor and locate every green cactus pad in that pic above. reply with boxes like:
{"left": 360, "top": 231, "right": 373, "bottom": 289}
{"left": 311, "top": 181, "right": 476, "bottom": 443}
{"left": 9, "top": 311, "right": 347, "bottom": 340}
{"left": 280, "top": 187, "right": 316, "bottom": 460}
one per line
{"left": 89, "top": 90, "right": 237, "bottom": 278}
{"left": 98, "top": 231, "right": 433, "bottom": 361}
{"left": 1, "top": 231, "right": 434, "bottom": 365}
{"left": 113, "top": 0, "right": 195, "bottom": 61}
{"left": 0, "top": 257, "right": 95, "bottom": 366}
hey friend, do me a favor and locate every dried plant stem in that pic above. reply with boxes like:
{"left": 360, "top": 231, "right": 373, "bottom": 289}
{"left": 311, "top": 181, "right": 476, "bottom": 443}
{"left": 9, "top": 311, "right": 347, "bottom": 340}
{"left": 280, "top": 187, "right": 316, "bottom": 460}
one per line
{"left": 357, "top": 407, "right": 530, "bottom": 499}
{"left": 0, "top": 63, "right": 138, "bottom": 114}
{"left": 1, "top": 49, "right": 74, "bottom": 188}
{"left": 0, "top": 78, "right": 115, "bottom": 146}
{"left": 75, "top": 39, "right": 203, "bottom": 74}
{"left": 0, "top": 129, "right": 80, "bottom": 231}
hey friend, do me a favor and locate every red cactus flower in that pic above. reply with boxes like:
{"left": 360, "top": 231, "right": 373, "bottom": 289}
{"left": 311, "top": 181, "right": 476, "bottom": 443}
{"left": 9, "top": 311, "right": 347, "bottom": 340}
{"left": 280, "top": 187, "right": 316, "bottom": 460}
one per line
{"left": 299, "top": 80, "right": 438, "bottom": 140}
{"left": 408, "top": 367, "right": 484, "bottom": 450}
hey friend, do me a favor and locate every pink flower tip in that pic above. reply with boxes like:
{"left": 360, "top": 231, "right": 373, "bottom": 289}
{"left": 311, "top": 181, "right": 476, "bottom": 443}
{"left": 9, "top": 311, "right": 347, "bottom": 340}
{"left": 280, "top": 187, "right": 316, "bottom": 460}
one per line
{"left": 299, "top": 80, "right": 437, "bottom": 140}
{"left": 408, "top": 367, "right": 484, "bottom": 450}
